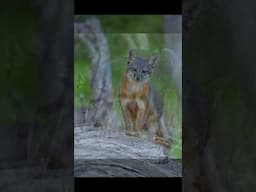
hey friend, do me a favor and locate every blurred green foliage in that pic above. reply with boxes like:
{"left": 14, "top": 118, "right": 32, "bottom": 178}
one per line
{"left": 74, "top": 15, "right": 181, "bottom": 159}
{"left": 75, "top": 15, "right": 164, "bottom": 33}
{"left": 0, "top": 5, "right": 38, "bottom": 125}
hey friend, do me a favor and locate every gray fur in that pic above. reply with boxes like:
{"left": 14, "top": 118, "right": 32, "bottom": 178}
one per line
{"left": 127, "top": 54, "right": 157, "bottom": 82}
{"left": 148, "top": 85, "right": 163, "bottom": 118}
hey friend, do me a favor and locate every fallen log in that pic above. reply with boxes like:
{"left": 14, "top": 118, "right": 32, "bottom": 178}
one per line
{"left": 74, "top": 126, "right": 182, "bottom": 177}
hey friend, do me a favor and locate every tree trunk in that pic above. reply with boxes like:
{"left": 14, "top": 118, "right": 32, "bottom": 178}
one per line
{"left": 75, "top": 19, "right": 115, "bottom": 128}
{"left": 164, "top": 15, "right": 182, "bottom": 97}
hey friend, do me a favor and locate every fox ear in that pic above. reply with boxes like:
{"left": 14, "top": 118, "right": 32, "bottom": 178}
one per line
{"left": 128, "top": 49, "right": 136, "bottom": 60}
{"left": 148, "top": 54, "right": 159, "bottom": 68}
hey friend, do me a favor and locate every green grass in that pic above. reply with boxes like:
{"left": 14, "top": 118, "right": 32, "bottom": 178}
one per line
{"left": 74, "top": 59, "right": 91, "bottom": 108}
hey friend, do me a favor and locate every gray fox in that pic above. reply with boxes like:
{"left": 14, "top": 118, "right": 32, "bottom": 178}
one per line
{"left": 119, "top": 49, "right": 171, "bottom": 149}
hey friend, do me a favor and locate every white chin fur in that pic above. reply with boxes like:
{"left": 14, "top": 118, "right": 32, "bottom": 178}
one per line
{"left": 127, "top": 73, "right": 150, "bottom": 83}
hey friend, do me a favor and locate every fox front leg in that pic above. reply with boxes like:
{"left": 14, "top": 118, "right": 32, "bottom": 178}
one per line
{"left": 120, "top": 99, "right": 136, "bottom": 136}
{"left": 134, "top": 99, "right": 146, "bottom": 137}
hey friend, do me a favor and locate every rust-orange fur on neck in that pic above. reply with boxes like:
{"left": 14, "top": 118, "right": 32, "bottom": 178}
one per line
{"left": 119, "top": 71, "right": 148, "bottom": 101}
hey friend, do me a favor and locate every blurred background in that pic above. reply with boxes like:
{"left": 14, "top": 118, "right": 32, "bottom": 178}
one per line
{"left": 74, "top": 15, "right": 182, "bottom": 159}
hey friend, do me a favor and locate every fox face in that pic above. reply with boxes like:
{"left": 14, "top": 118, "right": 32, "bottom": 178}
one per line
{"left": 126, "top": 49, "right": 159, "bottom": 83}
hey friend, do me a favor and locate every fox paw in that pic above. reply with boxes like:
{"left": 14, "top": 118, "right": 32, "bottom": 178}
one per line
{"left": 154, "top": 136, "right": 171, "bottom": 148}
{"left": 125, "top": 130, "right": 143, "bottom": 137}
{"left": 125, "top": 130, "right": 136, "bottom": 136}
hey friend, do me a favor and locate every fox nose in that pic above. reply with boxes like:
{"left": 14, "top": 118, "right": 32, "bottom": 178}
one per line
{"left": 135, "top": 76, "right": 140, "bottom": 81}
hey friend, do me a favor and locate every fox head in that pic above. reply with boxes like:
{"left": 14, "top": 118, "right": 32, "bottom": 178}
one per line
{"left": 126, "top": 49, "right": 158, "bottom": 82}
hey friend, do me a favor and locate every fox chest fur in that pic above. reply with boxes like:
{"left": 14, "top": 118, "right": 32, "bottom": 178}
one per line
{"left": 119, "top": 75, "right": 149, "bottom": 119}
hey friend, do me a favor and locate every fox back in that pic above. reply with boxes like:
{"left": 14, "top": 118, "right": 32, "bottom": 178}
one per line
{"left": 119, "top": 50, "right": 171, "bottom": 149}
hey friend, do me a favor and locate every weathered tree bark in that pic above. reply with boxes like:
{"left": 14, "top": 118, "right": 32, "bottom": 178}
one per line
{"left": 74, "top": 126, "right": 182, "bottom": 177}
{"left": 74, "top": 19, "right": 115, "bottom": 128}
{"left": 75, "top": 159, "right": 181, "bottom": 177}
